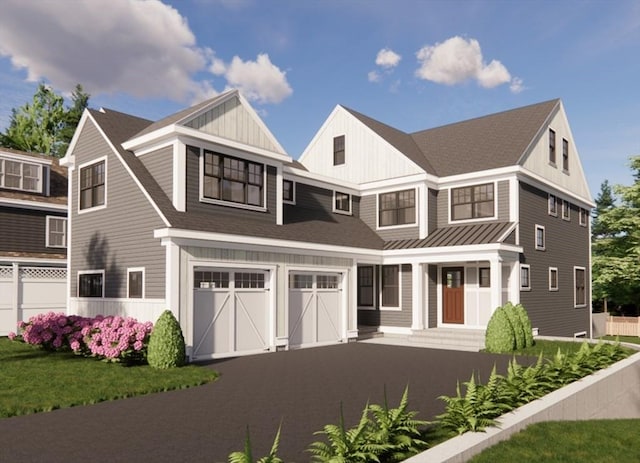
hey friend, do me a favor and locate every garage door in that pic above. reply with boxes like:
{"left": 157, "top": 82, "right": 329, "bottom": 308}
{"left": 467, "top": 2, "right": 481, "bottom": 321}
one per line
{"left": 193, "top": 269, "right": 270, "bottom": 359}
{"left": 288, "top": 272, "right": 342, "bottom": 348}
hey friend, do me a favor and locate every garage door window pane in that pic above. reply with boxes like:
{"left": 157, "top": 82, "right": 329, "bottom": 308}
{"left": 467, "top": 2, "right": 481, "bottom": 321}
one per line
{"left": 235, "top": 272, "right": 265, "bottom": 289}
{"left": 194, "top": 271, "right": 229, "bottom": 288}
{"left": 290, "top": 274, "right": 313, "bottom": 289}
{"left": 317, "top": 275, "right": 339, "bottom": 289}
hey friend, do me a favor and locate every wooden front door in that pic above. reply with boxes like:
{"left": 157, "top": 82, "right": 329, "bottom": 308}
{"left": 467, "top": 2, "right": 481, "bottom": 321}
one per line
{"left": 442, "top": 267, "right": 464, "bottom": 324}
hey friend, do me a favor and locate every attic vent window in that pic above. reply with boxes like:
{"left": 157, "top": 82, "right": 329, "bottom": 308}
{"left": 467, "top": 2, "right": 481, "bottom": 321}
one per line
{"left": 333, "top": 135, "right": 345, "bottom": 166}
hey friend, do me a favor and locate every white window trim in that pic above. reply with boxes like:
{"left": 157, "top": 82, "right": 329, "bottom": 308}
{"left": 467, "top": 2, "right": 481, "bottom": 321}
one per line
{"left": 579, "top": 208, "right": 588, "bottom": 227}
{"left": 562, "top": 200, "right": 571, "bottom": 221}
{"left": 283, "top": 179, "right": 296, "bottom": 204}
{"left": 574, "top": 266, "right": 587, "bottom": 308}
{"left": 45, "top": 216, "right": 67, "bottom": 248}
{"left": 77, "top": 269, "right": 105, "bottom": 298}
{"left": 127, "top": 267, "right": 145, "bottom": 299}
{"left": 333, "top": 190, "right": 352, "bottom": 215}
{"left": 376, "top": 188, "right": 418, "bottom": 230}
{"left": 198, "top": 148, "right": 268, "bottom": 212}
{"left": 357, "top": 265, "right": 376, "bottom": 310}
{"left": 520, "top": 264, "right": 531, "bottom": 291}
{"left": 380, "top": 264, "right": 401, "bottom": 311}
{"left": 77, "top": 156, "right": 108, "bottom": 214}
{"left": 548, "top": 194, "right": 558, "bottom": 217}
{"left": 0, "top": 157, "right": 43, "bottom": 193}
{"left": 448, "top": 181, "right": 498, "bottom": 224}
{"left": 535, "top": 224, "right": 546, "bottom": 251}
{"left": 549, "top": 267, "right": 558, "bottom": 291}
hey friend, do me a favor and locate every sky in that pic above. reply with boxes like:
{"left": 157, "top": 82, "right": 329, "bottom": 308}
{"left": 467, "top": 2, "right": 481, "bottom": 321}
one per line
{"left": 0, "top": 0, "right": 639, "bottom": 200}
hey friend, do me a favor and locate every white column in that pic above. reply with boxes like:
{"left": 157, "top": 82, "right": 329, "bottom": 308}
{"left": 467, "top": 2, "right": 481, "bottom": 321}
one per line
{"left": 411, "top": 262, "right": 424, "bottom": 330}
{"left": 165, "top": 240, "right": 181, "bottom": 318}
{"left": 509, "top": 260, "right": 521, "bottom": 305}
{"left": 276, "top": 166, "right": 283, "bottom": 225}
{"left": 347, "top": 263, "right": 358, "bottom": 338}
{"left": 490, "top": 256, "right": 503, "bottom": 314}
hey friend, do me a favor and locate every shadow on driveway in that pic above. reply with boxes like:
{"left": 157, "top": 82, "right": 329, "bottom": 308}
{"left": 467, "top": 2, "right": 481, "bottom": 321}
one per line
{"left": 0, "top": 343, "right": 515, "bottom": 462}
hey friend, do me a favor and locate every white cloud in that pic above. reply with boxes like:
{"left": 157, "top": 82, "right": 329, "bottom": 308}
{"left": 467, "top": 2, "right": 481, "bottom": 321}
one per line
{"left": 510, "top": 77, "right": 525, "bottom": 94}
{"left": 223, "top": 54, "right": 292, "bottom": 104}
{"left": 0, "top": 0, "right": 293, "bottom": 105}
{"left": 415, "top": 36, "right": 515, "bottom": 90}
{"left": 375, "top": 48, "right": 401, "bottom": 69}
{"left": 368, "top": 70, "right": 381, "bottom": 83}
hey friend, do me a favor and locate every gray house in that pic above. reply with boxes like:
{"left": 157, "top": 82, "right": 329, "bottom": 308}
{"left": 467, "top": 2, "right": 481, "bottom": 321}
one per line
{"left": 61, "top": 91, "right": 593, "bottom": 359}
{"left": 0, "top": 148, "right": 67, "bottom": 335}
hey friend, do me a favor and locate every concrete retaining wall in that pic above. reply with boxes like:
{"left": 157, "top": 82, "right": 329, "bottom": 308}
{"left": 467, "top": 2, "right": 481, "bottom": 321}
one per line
{"left": 405, "top": 350, "right": 640, "bottom": 463}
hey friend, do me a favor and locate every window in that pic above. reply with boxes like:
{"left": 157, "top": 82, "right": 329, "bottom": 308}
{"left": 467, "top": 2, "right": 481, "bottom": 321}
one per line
{"left": 334, "top": 191, "right": 351, "bottom": 213}
{"left": 317, "top": 275, "right": 339, "bottom": 289}
{"left": 203, "top": 150, "right": 264, "bottom": 207}
{"left": 78, "top": 271, "right": 104, "bottom": 297}
{"left": 451, "top": 183, "right": 494, "bottom": 220}
{"left": 549, "top": 267, "right": 558, "bottom": 291}
{"left": 46, "top": 216, "right": 67, "bottom": 248}
{"left": 290, "top": 274, "right": 313, "bottom": 289}
{"left": 333, "top": 135, "right": 345, "bottom": 165}
{"left": 194, "top": 271, "right": 229, "bottom": 289}
{"left": 80, "top": 160, "right": 105, "bottom": 210}
{"left": 283, "top": 179, "right": 295, "bottom": 203}
{"left": 579, "top": 208, "right": 588, "bottom": 227}
{"left": 520, "top": 265, "right": 531, "bottom": 290}
{"left": 479, "top": 267, "right": 491, "bottom": 288}
{"left": 381, "top": 265, "right": 399, "bottom": 307}
{"left": 0, "top": 158, "right": 42, "bottom": 192}
{"left": 549, "top": 129, "right": 556, "bottom": 165}
{"left": 379, "top": 189, "right": 415, "bottom": 227}
{"left": 574, "top": 267, "right": 586, "bottom": 307}
{"left": 548, "top": 194, "right": 558, "bottom": 216}
{"left": 562, "top": 138, "right": 569, "bottom": 172}
{"left": 235, "top": 272, "right": 265, "bottom": 289}
{"left": 127, "top": 268, "right": 144, "bottom": 298}
{"left": 562, "top": 200, "right": 570, "bottom": 221}
{"left": 535, "top": 225, "right": 545, "bottom": 250}
{"left": 357, "top": 266, "right": 374, "bottom": 307}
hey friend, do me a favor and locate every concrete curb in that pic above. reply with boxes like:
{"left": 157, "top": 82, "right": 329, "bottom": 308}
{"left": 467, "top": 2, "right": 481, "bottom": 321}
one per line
{"left": 405, "top": 350, "right": 640, "bottom": 463}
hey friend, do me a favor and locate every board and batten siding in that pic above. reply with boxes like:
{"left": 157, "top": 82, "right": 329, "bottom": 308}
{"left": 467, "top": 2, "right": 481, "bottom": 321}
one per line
{"left": 0, "top": 207, "right": 66, "bottom": 255}
{"left": 437, "top": 180, "right": 510, "bottom": 228}
{"left": 518, "top": 181, "right": 590, "bottom": 336}
{"left": 360, "top": 194, "right": 420, "bottom": 240}
{"left": 358, "top": 264, "right": 413, "bottom": 328}
{"left": 139, "top": 145, "right": 173, "bottom": 202}
{"left": 184, "top": 145, "right": 277, "bottom": 223}
{"left": 69, "top": 120, "right": 166, "bottom": 299}
{"left": 185, "top": 95, "right": 282, "bottom": 154}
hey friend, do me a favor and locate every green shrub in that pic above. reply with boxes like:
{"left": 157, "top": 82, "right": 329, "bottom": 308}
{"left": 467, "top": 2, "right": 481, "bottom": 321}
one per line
{"left": 503, "top": 303, "right": 525, "bottom": 350}
{"left": 485, "top": 306, "right": 515, "bottom": 353}
{"left": 513, "top": 303, "right": 534, "bottom": 348}
{"left": 147, "top": 310, "right": 186, "bottom": 369}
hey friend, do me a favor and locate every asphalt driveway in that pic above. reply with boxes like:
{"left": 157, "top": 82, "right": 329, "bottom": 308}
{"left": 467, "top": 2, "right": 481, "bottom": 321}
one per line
{"left": 0, "top": 342, "right": 515, "bottom": 462}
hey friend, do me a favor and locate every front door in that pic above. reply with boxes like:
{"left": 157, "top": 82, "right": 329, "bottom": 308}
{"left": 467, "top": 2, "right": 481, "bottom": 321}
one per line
{"left": 443, "top": 267, "right": 464, "bottom": 324}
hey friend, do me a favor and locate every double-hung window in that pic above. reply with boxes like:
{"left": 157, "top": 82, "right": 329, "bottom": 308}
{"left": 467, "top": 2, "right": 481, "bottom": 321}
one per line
{"left": 381, "top": 265, "right": 399, "bottom": 307}
{"left": 203, "top": 150, "right": 264, "bottom": 207}
{"left": 579, "top": 208, "right": 588, "bottom": 227}
{"left": 562, "top": 138, "right": 569, "bottom": 172}
{"left": 574, "top": 267, "right": 586, "bottom": 307}
{"left": 549, "top": 129, "right": 556, "bottom": 165}
{"left": 535, "top": 225, "right": 545, "bottom": 250}
{"left": 334, "top": 191, "right": 351, "bottom": 213}
{"left": 379, "top": 189, "right": 415, "bottom": 227}
{"left": 333, "top": 135, "right": 345, "bottom": 165}
{"left": 357, "top": 266, "right": 374, "bottom": 307}
{"left": 46, "top": 216, "right": 67, "bottom": 248}
{"left": 549, "top": 267, "right": 558, "bottom": 291}
{"left": 0, "top": 158, "right": 42, "bottom": 192}
{"left": 451, "top": 183, "right": 494, "bottom": 220}
{"left": 548, "top": 194, "right": 558, "bottom": 216}
{"left": 80, "top": 160, "right": 105, "bottom": 210}
{"left": 520, "top": 265, "right": 531, "bottom": 290}
{"left": 562, "top": 200, "right": 571, "bottom": 221}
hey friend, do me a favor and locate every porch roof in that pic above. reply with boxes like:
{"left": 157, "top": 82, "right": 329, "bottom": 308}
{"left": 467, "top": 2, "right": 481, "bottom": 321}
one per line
{"left": 383, "top": 221, "right": 515, "bottom": 250}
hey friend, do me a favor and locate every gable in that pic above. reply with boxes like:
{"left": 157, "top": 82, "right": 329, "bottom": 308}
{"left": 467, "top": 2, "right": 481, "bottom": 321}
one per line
{"left": 299, "top": 106, "right": 424, "bottom": 184}
{"left": 183, "top": 94, "right": 284, "bottom": 154}
{"left": 519, "top": 103, "right": 592, "bottom": 202}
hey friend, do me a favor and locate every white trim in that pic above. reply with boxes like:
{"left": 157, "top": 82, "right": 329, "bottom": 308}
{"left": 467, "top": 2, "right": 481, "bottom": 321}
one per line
{"left": 276, "top": 165, "right": 283, "bottom": 225}
{"left": 535, "top": 224, "right": 546, "bottom": 251}
{"left": 45, "top": 216, "right": 67, "bottom": 248}
{"left": 173, "top": 141, "right": 186, "bottom": 212}
{"left": 333, "top": 190, "right": 352, "bottom": 215}
{"left": 0, "top": 149, "right": 53, "bottom": 165}
{"left": 517, "top": 167, "right": 594, "bottom": 208}
{"left": 574, "top": 266, "right": 587, "bottom": 308}
{"left": 361, "top": 174, "right": 431, "bottom": 195}
{"left": 549, "top": 267, "right": 559, "bottom": 291}
{"left": 126, "top": 267, "right": 145, "bottom": 299}
{"left": 0, "top": 256, "right": 66, "bottom": 265}
{"left": 411, "top": 262, "right": 424, "bottom": 330}
{"left": 282, "top": 179, "right": 296, "bottom": 204}
{"left": 77, "top": 269, "right": 105, "bottom": 298}
{"left": 77, "top": 156, "right": 107, "bottom": 214}
{"left": 520, "top": 264, "right": 531, "bottom": 291}
{"left": 418, "top": 184, "right": 428, "bottom": 239}
{"left": 377, "top": 325, "right": 412, "bottom": 335}
{"left": 0, "top": 197, "right": 67, "bottom": 212}
{"left": 283, "top": 165, "right": 360, "bottom": 194}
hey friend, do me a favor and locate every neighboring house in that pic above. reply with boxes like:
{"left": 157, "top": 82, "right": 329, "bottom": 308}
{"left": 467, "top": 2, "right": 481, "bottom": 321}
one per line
{"left": 0, "top": 148, "right": 67, "bottom": 336}
{"left": 61, "top": 91, "right": 593, "bottom": 360}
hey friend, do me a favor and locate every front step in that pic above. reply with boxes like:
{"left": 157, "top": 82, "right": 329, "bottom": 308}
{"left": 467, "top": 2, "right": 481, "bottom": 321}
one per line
{"left": 408, "top": 329, "right": 486, "bottom": 352}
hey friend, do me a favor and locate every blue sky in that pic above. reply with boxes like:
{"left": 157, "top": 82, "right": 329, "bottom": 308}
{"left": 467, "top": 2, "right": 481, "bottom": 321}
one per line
{"left": 1, "top": 0, "right": 639, "bottom": 198}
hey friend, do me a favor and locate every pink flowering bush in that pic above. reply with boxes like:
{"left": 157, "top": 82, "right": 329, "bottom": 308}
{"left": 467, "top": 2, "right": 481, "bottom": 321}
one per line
{"left": 12, "top": 312, "right": 153, "bottom": 365}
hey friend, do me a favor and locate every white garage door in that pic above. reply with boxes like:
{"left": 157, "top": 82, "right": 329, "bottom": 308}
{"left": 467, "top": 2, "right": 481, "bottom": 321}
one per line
{"left": 288, "top": 272, "right": 343, "bottom": 348}
{"left": 193, "top": 269, "right": 270, "bottom": 359}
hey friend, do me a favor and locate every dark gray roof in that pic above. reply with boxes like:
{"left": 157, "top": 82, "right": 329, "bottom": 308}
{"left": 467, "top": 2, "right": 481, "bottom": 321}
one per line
{"left": 343, "top": 99, "right": 560, "bottom": 177}
{"left": 383, "top": 221, "right": 514, "bottom": 250}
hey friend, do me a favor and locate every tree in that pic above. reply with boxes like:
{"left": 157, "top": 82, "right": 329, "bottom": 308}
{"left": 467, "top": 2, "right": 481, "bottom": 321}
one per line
{"left": 591, "top": 156, "right": 640, "bottom": 314}
{"left": 0, "top": 83, "right": 89, "bottom": 157}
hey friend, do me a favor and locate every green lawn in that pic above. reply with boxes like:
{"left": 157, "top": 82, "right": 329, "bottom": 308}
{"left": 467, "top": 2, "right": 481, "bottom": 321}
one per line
{"left": 468, "top": 420, "right": 640, "bottom": 463}
{"left": 600, "top": 335, "right": 640, "bottom": 345}
{"left": 0, "top": 337, "right": 218, "bottom": 418}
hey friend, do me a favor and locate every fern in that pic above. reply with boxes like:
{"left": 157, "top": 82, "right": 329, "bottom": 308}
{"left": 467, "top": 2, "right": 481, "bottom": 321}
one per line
{"left": 228, "top": 424, "right": 284, "bottom": 463}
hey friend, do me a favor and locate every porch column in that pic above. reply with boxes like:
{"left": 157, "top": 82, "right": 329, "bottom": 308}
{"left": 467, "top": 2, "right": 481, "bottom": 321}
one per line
{"left": 411, "top": 262, "right": 424, "bottom": 330}
{"left": 490, "top": 256, "right": 503, "bottom": 314}
{"left": 509, "top": 260, "right": 520, "bottom": 305}
{"left": 165, "top": 240, "right": 180, "bottom": 319}
{"left": 348, "top": 263, "right": 358, "bottom": 338}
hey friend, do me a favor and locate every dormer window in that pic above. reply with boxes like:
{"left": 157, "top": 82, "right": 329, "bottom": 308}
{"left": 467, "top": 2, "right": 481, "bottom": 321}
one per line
{"left": 203, "top": 150, "right": 264, "bottom": 207}
{"left": 0, "top": 158, "right": 42, "bottom": 193}
{"left": 333, "top": 135, "right": 345, "bottom": 166}
{"left": 334, "top": 191, "right": 351, "bottom": 214}
{"left": 283, "top": 179, "right": 295, "bottom": 203}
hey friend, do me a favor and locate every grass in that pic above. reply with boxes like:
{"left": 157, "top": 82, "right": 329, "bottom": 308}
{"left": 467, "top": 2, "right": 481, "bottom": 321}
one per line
{"left": 0, "top": 337, "right": 218, "bottom": 418}
{"left": 468, "top": 420, "right": 640, "bottom": 462}
{"left": 512, "top": 338, "right": 636, "bottom": 358}
{"left": 600, "top": 335, "right": 640, "bottom": 345}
